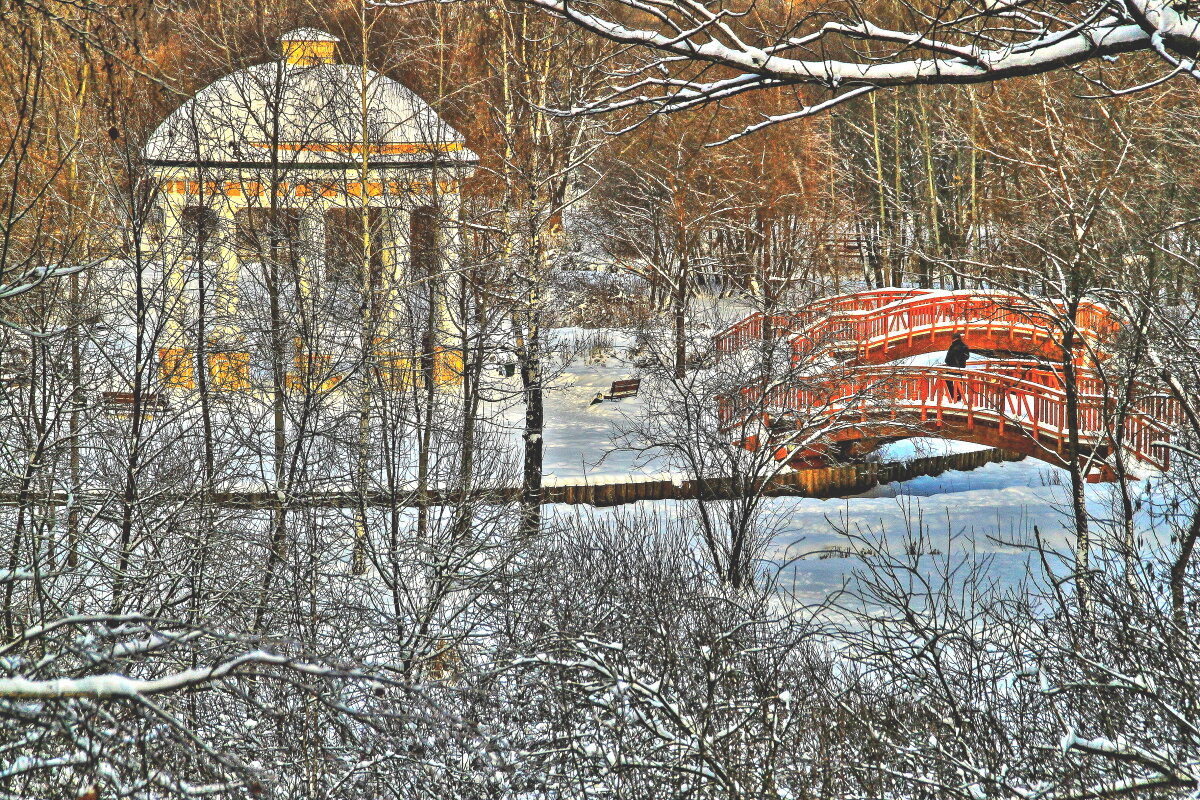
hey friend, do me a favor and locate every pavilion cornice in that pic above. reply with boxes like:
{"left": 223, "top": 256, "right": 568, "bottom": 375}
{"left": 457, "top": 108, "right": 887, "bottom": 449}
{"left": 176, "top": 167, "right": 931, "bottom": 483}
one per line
{"left": 155, "top": 177, "right": 462, "bottom": 198}
{"left": 246, "top": 141, "right": 468, "bottom": 155}
{"left": 146, "top": 158, "right": 477, "bottom": 171}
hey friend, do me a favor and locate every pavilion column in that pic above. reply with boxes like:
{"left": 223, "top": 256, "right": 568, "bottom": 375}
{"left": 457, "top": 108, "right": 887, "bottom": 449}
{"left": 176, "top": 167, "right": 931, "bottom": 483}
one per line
{"left": 158, "top": 198, "right": 190, "bottom": 351}
{"left": 214, "top": 204, "right": 240, "bottom": 342}
{"left": 434, "top": 195, "right": 463, "bottom": 350}
{"left": 301, "top": 207, "right": 326, "bottom": 291}
{"left": 379, "top": 204, "right": 407, "bottom": 330}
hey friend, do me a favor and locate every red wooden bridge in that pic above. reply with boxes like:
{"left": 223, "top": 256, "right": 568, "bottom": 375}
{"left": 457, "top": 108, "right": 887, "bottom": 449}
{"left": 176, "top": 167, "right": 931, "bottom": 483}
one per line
{"left": 715, "top": 290, "right": 1177, "bottom": 480}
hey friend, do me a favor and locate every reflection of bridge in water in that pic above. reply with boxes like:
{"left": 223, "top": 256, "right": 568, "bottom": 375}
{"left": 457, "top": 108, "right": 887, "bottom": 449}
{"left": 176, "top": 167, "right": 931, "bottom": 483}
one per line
{"left": 716, "top": 289, "right": 1179, "bottom": 482}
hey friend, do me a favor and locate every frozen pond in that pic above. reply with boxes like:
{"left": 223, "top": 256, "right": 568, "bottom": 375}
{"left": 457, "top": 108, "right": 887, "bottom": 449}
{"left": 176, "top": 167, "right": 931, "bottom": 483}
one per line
{"left": 545, "top": 454, "right": 1092, "bottom": 602}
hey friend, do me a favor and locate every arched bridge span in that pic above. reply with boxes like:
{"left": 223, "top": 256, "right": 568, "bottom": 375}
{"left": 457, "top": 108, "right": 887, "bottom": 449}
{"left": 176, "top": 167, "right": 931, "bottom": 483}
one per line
{"left": 716, "top": 291, "right": 1176, "bottom": 481}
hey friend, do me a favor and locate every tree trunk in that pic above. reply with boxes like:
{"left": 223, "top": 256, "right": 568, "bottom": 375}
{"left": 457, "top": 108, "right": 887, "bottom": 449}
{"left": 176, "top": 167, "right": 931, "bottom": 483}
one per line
{"left": 1060, "top": 306, "right": 1091, "bottom": 608}
{"left": 674, "top": 290, "right": 687, "bottom": 379}
{"left": 517, "top": 310, "right": 543, "bottom": 536}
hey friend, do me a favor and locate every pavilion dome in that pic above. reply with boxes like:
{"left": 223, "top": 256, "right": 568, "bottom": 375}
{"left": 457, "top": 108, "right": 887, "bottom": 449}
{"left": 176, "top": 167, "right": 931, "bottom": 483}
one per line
{"left": 144, "top": 29, "right": 476, "bottom": 170}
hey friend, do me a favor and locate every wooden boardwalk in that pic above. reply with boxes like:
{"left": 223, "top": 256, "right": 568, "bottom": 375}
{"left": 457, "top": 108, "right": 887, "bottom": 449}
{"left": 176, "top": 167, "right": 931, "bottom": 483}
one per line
{"left": 0, "top": 447, "right": 1024, "bottom": 511}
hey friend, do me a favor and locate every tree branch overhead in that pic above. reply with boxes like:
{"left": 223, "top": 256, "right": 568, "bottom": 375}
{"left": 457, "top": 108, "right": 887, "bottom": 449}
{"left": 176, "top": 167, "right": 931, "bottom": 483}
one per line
{"left": 513, "top": 0, "right": 1194, "bottom": 137}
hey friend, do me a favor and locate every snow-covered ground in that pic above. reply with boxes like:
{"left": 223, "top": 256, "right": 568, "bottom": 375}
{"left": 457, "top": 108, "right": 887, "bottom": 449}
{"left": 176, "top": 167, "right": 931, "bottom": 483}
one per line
{"left": 486, "top": 328, "right": 665, "bottom": 482}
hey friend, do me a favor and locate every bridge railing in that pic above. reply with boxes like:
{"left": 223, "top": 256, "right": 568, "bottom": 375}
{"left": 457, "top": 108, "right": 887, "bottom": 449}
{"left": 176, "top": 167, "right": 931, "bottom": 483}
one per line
{"left": 713, "top": 288, "right": 932, "bottom": 355}
{"left": 789, "top": 292, "right": 1117, "bottom": 363}
{"left": 715, "top": 288, "right": 1118, "bottom": 359}
{"left": 718, "top": 363, "right": 1176, "bottom": 470}
{"left": 713, "top": 312, "right": 795, "bottom": 355}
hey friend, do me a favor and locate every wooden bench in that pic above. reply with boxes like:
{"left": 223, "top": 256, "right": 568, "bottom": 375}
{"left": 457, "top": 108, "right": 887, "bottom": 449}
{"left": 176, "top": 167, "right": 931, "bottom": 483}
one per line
{"left": 606, "top": 378, "right": 641, "bottom": 400}
{"left": 102, "top": 391, "right": 170, "bottom": 412}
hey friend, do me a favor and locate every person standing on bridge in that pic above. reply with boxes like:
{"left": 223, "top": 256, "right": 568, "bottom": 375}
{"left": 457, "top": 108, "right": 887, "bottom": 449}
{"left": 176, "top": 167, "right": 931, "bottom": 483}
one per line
{"left": 944, "top": 333, "right": 970, "bottom": 400}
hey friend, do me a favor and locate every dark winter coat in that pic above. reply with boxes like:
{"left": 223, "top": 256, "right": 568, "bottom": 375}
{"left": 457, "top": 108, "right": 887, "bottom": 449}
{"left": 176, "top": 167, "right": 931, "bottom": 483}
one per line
{"left": 945, "top": 338, "right": 970, "bottom": 369}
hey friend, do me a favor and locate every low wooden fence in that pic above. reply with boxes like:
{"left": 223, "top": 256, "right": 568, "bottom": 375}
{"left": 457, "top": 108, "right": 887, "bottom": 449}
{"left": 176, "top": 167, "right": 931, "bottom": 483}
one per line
{"left": 0, "top": 447, "right": 1024, "bottom": 512}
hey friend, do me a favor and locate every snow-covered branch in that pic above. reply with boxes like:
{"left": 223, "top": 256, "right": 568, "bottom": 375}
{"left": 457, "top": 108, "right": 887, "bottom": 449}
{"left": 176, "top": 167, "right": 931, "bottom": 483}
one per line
{"left": 502, "top": 0, "right": 1200, "bottom": 137}
{"left": 0, "top": 649, "right": 358, "bottom": 699}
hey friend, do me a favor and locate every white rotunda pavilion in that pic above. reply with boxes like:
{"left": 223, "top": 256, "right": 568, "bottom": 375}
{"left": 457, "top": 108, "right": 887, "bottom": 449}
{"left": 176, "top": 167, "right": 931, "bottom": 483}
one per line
{"left": 143, "top": 27, "right": 476, "bottom": 390}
